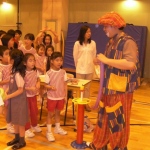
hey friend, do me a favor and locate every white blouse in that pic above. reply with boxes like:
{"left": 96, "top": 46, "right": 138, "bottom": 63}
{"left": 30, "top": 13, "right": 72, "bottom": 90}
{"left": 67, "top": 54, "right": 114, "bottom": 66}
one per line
{"left": 15, "top": 73, "right": 24, "bottom": 87}
{"left": 73, "top": 40, "right": 96, "bottom": 74}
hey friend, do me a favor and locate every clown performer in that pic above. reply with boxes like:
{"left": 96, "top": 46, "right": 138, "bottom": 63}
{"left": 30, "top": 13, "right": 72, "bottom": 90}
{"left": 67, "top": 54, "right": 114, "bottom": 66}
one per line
{"left": 86, "top": 12, "right": 140, "bottom": 150}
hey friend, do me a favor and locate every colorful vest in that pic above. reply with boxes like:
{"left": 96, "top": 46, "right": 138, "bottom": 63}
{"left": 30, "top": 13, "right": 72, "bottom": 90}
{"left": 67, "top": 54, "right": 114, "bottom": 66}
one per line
{"left": 103, "top": 33, "right": 140, "bottom": 95}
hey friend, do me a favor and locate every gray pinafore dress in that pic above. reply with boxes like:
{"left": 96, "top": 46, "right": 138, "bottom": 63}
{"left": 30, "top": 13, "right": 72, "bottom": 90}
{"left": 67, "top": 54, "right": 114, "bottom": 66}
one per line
{"left": 7, "top": 73, "right": 28, "bottom": 126}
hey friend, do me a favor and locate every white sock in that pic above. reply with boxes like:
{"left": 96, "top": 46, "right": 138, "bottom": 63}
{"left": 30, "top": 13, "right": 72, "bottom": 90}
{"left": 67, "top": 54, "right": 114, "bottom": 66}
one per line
{"left": 55, "top": 123, "right": 60, "bottom": 129}
{"left": 47, "top": 124, "right": 52, "bottom": 133}
{"left": 86, "top": 142, "right": 91, "bottom": 147}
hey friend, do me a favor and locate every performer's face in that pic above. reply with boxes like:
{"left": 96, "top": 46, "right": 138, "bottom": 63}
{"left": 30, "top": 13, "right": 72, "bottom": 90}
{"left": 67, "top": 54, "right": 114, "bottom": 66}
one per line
{"left": 103, "top": 25, "right": 117, "bottom": 38}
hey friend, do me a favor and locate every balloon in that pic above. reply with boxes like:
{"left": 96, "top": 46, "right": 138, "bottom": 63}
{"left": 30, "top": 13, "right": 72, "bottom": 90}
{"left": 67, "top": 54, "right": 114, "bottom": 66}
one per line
{"left": 39, "top": 75, "right": 45, "bottom": 83}
{"left": 95, "top": 24, "right": 99, "bottom": 28}
{"left": 0, "top": 88, "right": 6, "bottom": 101}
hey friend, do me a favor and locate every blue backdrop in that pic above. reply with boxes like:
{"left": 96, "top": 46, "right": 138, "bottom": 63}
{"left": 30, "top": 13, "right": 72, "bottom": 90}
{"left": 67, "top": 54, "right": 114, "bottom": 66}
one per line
{"left": 63, "top": 23, "right": 147, "bottom": 77}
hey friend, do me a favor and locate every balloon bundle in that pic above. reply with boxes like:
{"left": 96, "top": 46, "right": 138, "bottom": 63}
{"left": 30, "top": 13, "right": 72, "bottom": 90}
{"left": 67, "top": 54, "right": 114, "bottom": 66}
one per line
{"left": 0, "top": 88, "right": 6, "bottom": 105}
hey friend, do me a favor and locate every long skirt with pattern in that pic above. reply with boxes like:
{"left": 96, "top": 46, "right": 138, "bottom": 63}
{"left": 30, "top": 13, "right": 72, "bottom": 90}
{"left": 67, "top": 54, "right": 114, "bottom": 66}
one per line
{"left": 92, "top": 93, "right": 133, "bottom": 150}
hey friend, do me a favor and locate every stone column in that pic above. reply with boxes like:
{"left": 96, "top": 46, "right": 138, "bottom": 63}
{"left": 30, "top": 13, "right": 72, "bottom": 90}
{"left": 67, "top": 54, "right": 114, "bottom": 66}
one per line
{"left": 42, "top": 0, "right": 69, "bottom": 52}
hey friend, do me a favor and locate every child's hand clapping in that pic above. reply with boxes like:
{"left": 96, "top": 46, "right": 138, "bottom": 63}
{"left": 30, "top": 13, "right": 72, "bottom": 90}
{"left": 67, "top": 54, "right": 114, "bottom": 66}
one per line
{"left": 51, "top": 86, "right": 56, "bottom": 91}
{"left": 30, "top": 87, "right": 39, "bottom": 93}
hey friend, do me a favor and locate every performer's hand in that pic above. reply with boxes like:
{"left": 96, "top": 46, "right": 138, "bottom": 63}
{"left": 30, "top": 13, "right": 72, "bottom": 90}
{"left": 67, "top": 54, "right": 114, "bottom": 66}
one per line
{"left": 97, "top": 53, "right": 108, "bottom": 64}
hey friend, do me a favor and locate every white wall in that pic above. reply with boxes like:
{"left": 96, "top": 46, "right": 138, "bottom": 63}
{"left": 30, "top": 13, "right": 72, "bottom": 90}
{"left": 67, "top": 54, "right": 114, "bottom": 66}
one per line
{"left": 19, "top": 0, "right": 42, "bottom": 38}
{"left": 0, "top": 0, "right": 17, "bottom": 31}
{"left": 0, "top": 0, "right": 42, "bottom": 40}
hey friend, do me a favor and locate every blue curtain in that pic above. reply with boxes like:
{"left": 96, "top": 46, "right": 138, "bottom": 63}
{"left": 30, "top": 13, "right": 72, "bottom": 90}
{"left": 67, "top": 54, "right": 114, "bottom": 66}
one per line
{"left": 63, "top": 23, "right": 147, "bottom": 77}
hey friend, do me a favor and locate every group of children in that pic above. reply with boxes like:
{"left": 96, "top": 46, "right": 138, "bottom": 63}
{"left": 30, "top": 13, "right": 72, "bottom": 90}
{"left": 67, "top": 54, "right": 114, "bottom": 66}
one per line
{"left": 0, "top": 28, "right": 68, "bottom": 149}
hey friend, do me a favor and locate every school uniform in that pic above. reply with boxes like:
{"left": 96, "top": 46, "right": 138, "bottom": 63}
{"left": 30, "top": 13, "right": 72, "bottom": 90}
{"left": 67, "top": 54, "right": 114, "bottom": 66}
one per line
{"left": 24, "top": 70, "right": 39, "bottom": 129}
{"left": 7, "top": 73, "right": 28, "bottom": 126}
{"left": 34, "top": 53, "right": 46, "bottom": 75}
{"left": 19, "top": 46, "right": 36, "bottom": 55}
{"left": 0, "top": 63, "right": 11, "bottom": 91}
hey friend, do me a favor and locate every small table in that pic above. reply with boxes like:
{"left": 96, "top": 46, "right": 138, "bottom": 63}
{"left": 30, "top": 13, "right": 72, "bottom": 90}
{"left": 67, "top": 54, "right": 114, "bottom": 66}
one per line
{"left": 67, "top": 79, "right": 91, "bottom": 97}
{"left": 64, "top": 79, "right": 91, "bottom": 125}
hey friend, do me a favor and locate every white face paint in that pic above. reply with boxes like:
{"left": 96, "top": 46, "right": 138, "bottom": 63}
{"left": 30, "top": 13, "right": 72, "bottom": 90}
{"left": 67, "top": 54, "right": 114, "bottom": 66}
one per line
{"left": 106, "top": 32, "right": 110, "bottom": 37}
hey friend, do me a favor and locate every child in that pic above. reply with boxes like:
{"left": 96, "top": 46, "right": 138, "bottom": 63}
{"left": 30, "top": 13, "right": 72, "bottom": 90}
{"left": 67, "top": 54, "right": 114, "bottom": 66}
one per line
{"left": 43, "top": 34, "right": 53, "bottom": 47}
{"left": 35, "top": 44, "right": 46, "bottom": 75}
{"left": 19, "top": 33, "right": 36, "bottom": 55}
{"left": 0, "top": 46, "right": 11, "bottom": 90}
{"left": 7, "top": 29, "right": 18, "bottom": 49}
{"left": 0, "top": 45, "right": 14, "bottom": 133}
{"left": 45, "top": 45, "right": 54, "bottom": 71}
{"left": 43, "top": 28, "right": 59, "bottom": 47}
{"left": 14, "top": 29, "right": 23, "bottom": 48}
{"left": 24, "top": 53, "right": 42, "bottom": 138}
{"left": 6, "top": 49, "right": 28, "bottom": 149}
{"left": 47, "top": 29, "right": 59, "bottom": 44}
{"left": 1, "top": 34, "right": 15, "bottom": 50}
{"left": 34, "top": 28, "right": 46, "bottom": 48}
{"left": 0, "top": 30, "right": 6, "bottom": 46}
{"left": 35, "top": 44, "right": 47, "bottom": 104}
{"left": 45, "top": 52, "right": 67, "bottom": 142}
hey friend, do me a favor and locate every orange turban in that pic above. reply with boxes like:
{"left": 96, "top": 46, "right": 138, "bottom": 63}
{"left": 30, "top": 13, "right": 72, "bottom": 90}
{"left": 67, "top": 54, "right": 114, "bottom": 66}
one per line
{"left": 98, "top": 12, "right": 126, "bottom": 28}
